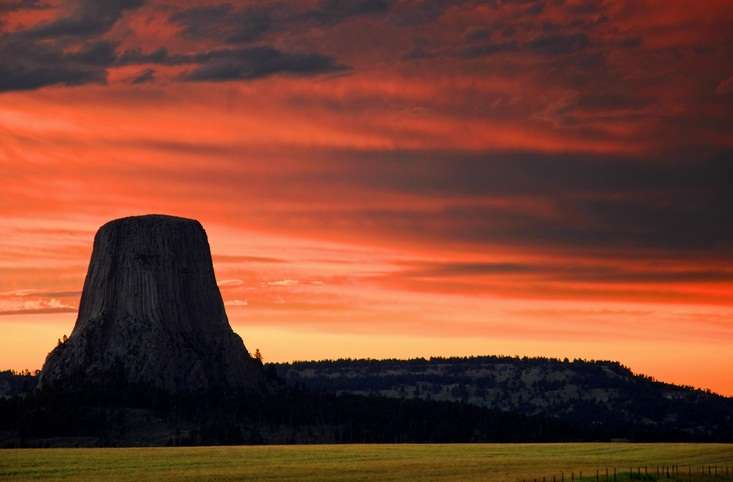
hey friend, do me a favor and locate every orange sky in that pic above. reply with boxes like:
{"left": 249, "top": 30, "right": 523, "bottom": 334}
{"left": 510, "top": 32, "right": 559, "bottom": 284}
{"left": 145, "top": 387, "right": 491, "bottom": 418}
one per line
{"left": 1, "top": 0, "right": 733, "bottom": 395}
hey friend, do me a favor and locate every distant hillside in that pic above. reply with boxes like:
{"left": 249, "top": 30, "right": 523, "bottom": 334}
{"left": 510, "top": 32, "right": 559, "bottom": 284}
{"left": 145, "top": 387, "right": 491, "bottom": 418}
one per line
{"left": 272, "top": 356, "right": 733, "bottom": 440}
{"left": 2, "top": 357, "right": 732, "bottom": 445}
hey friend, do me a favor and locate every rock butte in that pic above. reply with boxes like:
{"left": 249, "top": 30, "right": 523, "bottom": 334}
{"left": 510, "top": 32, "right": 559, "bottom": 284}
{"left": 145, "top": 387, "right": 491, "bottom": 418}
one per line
{"left": 40, "top": 214, "right": 262, "bottom": 393}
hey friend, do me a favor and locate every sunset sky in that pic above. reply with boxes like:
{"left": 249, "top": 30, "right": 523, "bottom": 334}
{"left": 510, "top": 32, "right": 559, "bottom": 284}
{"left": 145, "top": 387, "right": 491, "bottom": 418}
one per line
{"left": 1, "top": 0, "right": 733, "bottom": 394}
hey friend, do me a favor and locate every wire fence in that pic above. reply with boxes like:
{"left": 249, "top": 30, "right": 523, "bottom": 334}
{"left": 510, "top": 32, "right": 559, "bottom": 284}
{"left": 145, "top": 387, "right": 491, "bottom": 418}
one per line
{"left": 519, "top": 464, "right": 733, "bottom": 482}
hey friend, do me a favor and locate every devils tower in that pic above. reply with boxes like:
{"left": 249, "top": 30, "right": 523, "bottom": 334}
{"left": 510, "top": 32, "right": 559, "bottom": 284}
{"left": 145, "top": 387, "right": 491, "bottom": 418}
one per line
{"left": 39, "top": 214, "right": 262, "bottom": 393}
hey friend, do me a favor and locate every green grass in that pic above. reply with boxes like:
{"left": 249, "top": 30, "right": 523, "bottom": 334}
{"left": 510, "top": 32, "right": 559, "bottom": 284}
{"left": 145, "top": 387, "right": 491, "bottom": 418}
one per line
{"left": 0, "top": 444, "right": 732, "bottom": 481}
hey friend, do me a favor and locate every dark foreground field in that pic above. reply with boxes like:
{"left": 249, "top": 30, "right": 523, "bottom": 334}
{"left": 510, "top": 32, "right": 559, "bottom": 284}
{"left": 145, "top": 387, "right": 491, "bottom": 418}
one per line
{"left": 1, "top": 443, "right": 732, "bottom": 481}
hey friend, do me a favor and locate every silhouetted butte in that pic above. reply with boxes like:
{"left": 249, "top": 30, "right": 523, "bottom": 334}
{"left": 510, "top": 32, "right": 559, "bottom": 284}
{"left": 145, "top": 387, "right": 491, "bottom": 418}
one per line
{"left": 40, "top": 214, "right": 262, "bottom": 393}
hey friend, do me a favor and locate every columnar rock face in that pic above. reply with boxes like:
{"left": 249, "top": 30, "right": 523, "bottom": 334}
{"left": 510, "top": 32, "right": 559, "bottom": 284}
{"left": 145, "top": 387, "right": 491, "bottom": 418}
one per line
{"left": 39, "top": 214, "right": 262, "bottom": 393}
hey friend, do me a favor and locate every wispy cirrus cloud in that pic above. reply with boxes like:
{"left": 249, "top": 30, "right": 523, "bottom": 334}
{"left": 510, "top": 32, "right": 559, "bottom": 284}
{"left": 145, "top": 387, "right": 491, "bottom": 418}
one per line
{"left": 0, "top": 289, "right": 81, "bottom": 298}
{"left": 267, "top": 279, "right": 299, "bottom": 287}
{"left": 0, "top": 297, "right": 76, "bottom": 316}
{"left": 217, "top": 279, "right": 244, "bottom": 288}
{"left": 213, "top": 254, "right": 286, "bottom": 264}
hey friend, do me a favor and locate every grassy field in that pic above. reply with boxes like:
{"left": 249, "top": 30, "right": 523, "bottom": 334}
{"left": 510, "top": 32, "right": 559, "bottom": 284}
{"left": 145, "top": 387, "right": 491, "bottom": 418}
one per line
{"left": 0, "top": 443, "right": 732, "bottom": 481}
